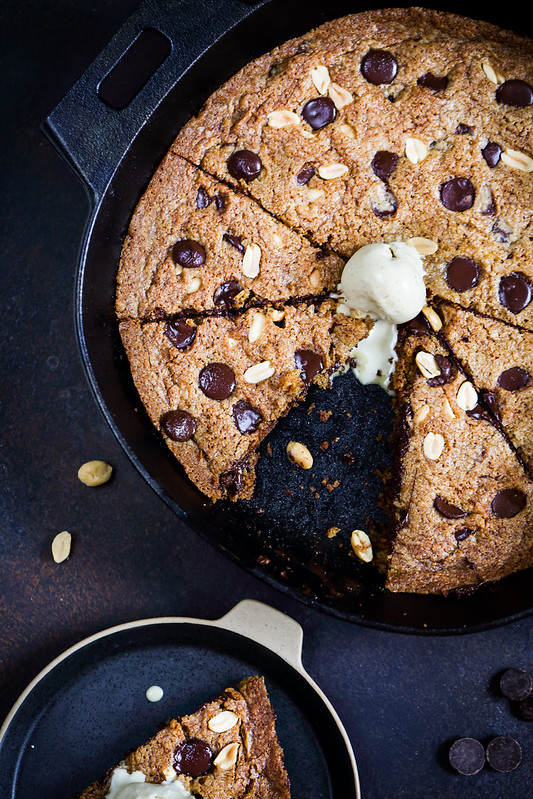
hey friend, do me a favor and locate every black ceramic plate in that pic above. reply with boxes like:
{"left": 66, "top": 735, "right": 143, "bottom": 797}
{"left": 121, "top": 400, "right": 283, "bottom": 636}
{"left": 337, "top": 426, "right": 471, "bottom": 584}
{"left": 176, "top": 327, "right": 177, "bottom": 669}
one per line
{"left": 0, "top": 602, "right": 359, "bottom": 799}
{"left": 44, "top": 0, "right": 533, "bottom": 633}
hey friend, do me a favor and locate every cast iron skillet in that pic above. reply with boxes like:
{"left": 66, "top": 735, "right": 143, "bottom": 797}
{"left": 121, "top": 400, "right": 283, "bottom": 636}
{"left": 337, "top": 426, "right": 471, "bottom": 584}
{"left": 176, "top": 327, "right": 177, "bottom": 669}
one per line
{"left": 44, "top": 0, "right": 533, "bottom": 633}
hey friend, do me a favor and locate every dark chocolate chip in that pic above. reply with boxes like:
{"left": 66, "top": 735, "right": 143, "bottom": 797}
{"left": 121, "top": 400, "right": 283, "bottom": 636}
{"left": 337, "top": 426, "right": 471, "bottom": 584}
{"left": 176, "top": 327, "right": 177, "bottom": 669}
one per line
{"left": 295, "top": 349, "right": 324, "bottom": 384}
{"left": 371, "top": 188, "right": 397, "bottom": 217}
{"left": 498, "top": 366, "right": 530, "bottom": 391}
{"left": 371, "top": 150, "right": 399, "bottom": 182}
{"left": 466, "top": 404, "right": 493, "bottom": 423}
{"left": 214, "top": 192, "right": 227, "bottom": 211}
{"left": 449, "top": 738, "right": 485, "bottom": 775}
{"left": 454, "top": 527, "right": 474, "bottom": 542}
{"left": 440, "top": 177, "right": 475, "bottom": 212}
{"left": 427, "top": 355, "right": 454, "bottom": 387}
{"left": 227, "top": 149, "right": 262, "bottom": 181}
{"left": 223, "top": 233, "right": 245, "bottom": 253}
{"left": 486, "top": 736, "right": 522, "bottom": 773}
{"left": 401, "top": 314, "right": 431, "bottom": 335}
{"left": 173, "top": 738, "right": 213, "bottom": 777}
{"left": 491, "top": 488, "right": 527, "bottom": 518}
{"left": 500, "top": 668, "right": 533, "bottom": 701}
{"left": 164, "top": 319, "right": 197, "bottom": 350}
{"left": 161, "top": 410, "right": 198, "bottom": 442}
{"left": 499, "top": 273, "right": 532, "bottom": 313}
{"left": 495, "top": 79, "right": 533, "bottom": 108}
{"left": 480, "top": 190, "right": 496, "bottom": 216}
{"left": 232, "top": 400, "right": 263, "bottom": 434}
{"left": 172, "top": 239, "right": 206, "bottom": 268}
{"left": 479, "top": 389, "right": 501, "bottom": 422}
{"left": 198, "top": 362, "right": 236, "bottom": 400}
{"left": 515, "top": 695, "right": 533, "bottom": 721}
{"left": 445, "top": 257, "right": 480, "bottom": 291}
{"left": 361, "top": 49, "right": 398, "bottom": 85}
{"left": 417, "top": 72, "right": 448, "bottom": 91}
{"left": 434, "top": 497, "right": 468, "bottom": 519}
{"left": 455, "top": 123, "right": 472, "bottom": 134}
{"left": 219, "top": 461, "right": 246, "bottom": 497}
{"left": 482, "top": 142, "right": 502, "bottom": 167}
{"left": 213, "top": 280, "right": 242, "bottom": 311}
{"left": 301, "top": 97, "right": 336, "bottom": 130}
{"left": 196, "top": 186, "right": 211, "bottom": 209}
{"left": 296, "top": 164, "right": 316, "bottom": 184}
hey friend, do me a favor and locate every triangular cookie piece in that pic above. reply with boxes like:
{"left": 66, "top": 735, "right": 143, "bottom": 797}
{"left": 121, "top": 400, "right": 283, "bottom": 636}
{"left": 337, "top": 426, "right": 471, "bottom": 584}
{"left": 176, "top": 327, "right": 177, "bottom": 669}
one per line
{"left": 439, "top": 302, "right": 533, "bottom": 475}
{"left": 119, "top": 302, "right": 367, "bottom": 501}
{"left": 74, "top": 676, "right": 290, "bottom": 798}
{"left": 386, "top": 322, "right": 533, "bottom": 594}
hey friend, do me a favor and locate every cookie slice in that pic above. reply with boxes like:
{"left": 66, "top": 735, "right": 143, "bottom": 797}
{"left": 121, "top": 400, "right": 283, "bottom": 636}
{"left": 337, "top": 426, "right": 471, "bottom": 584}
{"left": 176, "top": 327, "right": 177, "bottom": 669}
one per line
{"left": 438, "top": 302, "right": 533, "bottom": 474}
{"left": 119, "top": 302, "right": 368, "bottom": 501}
{"left": 386, "top": 323, "right": 533, "bottom": 594}
{"left": 116, "top": 154, "right": 343, "bottom": 319}
{"left": 74, "top": 676, "right": 290, "bottom": 799}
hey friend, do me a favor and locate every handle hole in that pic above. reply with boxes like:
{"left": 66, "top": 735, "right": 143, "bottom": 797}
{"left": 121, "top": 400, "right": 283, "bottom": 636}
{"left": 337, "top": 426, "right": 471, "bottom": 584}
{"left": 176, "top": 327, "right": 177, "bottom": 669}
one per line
{"left": 98, "top": 28, "right": 171, "bottom": 110}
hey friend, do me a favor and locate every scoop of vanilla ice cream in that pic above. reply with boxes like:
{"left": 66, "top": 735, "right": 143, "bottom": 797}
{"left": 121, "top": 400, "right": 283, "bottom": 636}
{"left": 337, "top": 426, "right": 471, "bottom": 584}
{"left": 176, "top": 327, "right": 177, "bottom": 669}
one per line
{"left": 340, "top": 242, "right": 426, "bottom": 324}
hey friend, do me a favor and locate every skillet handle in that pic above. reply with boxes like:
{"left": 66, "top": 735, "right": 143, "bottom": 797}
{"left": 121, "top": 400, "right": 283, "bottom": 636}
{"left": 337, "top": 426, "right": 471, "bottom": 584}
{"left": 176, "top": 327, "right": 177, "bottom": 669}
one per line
{"left": 214, "top": 599, "right": 304, "bottom": 670}
{"left": 42, "top": 0, "right": 266, "bottom": 202}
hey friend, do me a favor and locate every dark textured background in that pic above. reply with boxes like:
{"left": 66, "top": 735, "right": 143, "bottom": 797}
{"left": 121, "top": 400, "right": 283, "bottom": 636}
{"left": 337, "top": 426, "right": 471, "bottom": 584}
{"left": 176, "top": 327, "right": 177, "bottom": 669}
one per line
{"left": 0, "top": 1, "right": 531, "bottom": 796}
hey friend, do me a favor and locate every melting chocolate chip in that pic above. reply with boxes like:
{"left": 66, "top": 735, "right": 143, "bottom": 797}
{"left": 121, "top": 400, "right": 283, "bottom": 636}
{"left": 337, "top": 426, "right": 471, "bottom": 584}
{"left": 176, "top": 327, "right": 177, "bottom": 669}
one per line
{"left": 301, "top": 97, "right": 336, "bottom": 130}
{"left": 371, "top": 150, "right": 399, "bottom": 182}
{"left": 219, "top": 461, "right": 246, "bottom": 497}
{"left": 454, "top": 527, "right": 474, "bottom": 542}
{"left": 232, "top": 400, "right": 263, "bottom": 434}
{"left": 160, "top": 410, "right": 198, "bottom": 442}
{"left": 479, "top": 389, "right": 501, "bottom": 422}
{"left": 498, "top": 366, "right": 530, "bottom": 391}
{"left": 491, "top": 488, "right": 527, "bottom": 518}
{"left": 500, "top": 668, "right": 533, "bottom": 701}
{"left": 371, "top": 187, "right": 397, "bottom": 217}
{"left": 466, "top": 404, "right": 493, "bottom": 423}
{"left": 515, "top": 695, "right": 533, "bottom": 721}
{"left": 196, "top": 186, "right": 211, "bottom": 209}
{"left": 213, "top": 280, "right": 242, "bottom": 311}
{"left": 296, "top": 164, "right": 316, "bottom": 184}
{"left": 427, "top": 355, "right": 454, "bottom": 387}
{"left": 445, "top": 256, "right": 480, "bottom": 292}
{"left": 455, "top": 123, "right": 472, "bottom": 134}
{"left": 223, "top": 233, "right": 245, "bottom": 253}
{"left": 173, "top": 739, "right": 213, "bottom": 777}
{"left": 434, "top": 497, "right": 468, "bottom": 519}
{"left": 495, "top": 79, "right": 533, "bottom": 107}
{"left": 227, "top": 149, "right": 262, "bottom": 182}
{"left": 482, "top": 142, "right": 502, "bottom": 167}
{"left": 401, "top": 314, "right": 431, "bottom": 335}
{"left": 164, "top": 319, "right": 197, "bottom": 350}
{"left": 440, "top": 177, "right": 475, "bottom": 212}
{"left": 449, "top": 738, "right": 485, "bottom": 775}
{"left": 172, "top": 239, "right": 206, "bottom": 268}
{"left": 295, "top": 349, "right": 324, "bottom": 384}
{"left": 214, "top": 192, "right": 227, "bottom": 211}
{"left": 486, "top": 736, "right": 522, "bottom": 773}
{"left": 361, "top": 49, "right": 398, "bottom": 85}
{"left": 417, "top": 72, "right": 448, "bottom": 91}
{"left": 198, "top": 363, "right": 236, "bottom": 400}
{"left": 499, "top": 273, "right": 532, "bottom": 313}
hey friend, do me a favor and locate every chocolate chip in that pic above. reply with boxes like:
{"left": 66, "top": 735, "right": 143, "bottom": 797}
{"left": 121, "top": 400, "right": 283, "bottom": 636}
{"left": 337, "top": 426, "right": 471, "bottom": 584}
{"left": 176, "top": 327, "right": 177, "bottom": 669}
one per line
{"left": 445, "top": 257, "right": 480, "bottom": 291}
{"left": 371, "top": 150, "right": 399, "bottom": 182}
{"left": 296, "top": 164, "right": 316, "bottom": 184}
{"left": 449, "top": 738, "right": 485, "bottom": 775}
{"left": 496, "top": 79, "right": 533, "bottom": 107}
{"left": 515, "top": 695, "right": 533, "bottom": 721}
{"left": 498, "top": 366, "right": 530, "bottom": 391}
{"left": 455, "top": 123, "right": 472, "bottom": 134}
{"left": 172, "top": 239, "right": 206, "bottom": 268}
{"left": 482, "top": 142, "right": 502, "bottom": 167}
{"left": 466, "top": 404, "right": 493, "bottom": 423}
{"left": 213, "top": 280, "right": 242, "bottom": 311}
{"left": 499, "top": 273, "right": 532, "bottom": 313}
{"left": 198, "top": 363, "right": 236, "bottom": 400}
{"left": 160, "top": 410, "right": 198, "bottom": 442}
{"left": 486, "top": 736, "right": 522, "bottom": 773}
{"left": 427, "top": 355, "right": 454, "bottom": 386}
{"left": 371, "top": 188, "right": 397, "bottom": 217}
{"left": 223, "top": 233, "right": 245, "bottom": 253}
{"left": 214, "top": 192, "right": 227, "bottom": 211}
{"left": 361, "top": 49, "right": 398, "bottom": 85}
{"left": 219, "top": 461, "right": 246, "bottom": 497}
{"left": 434, "top": 497, "right": 468, "bottom": 519}
{"left": 164, "top": 319, "right": 197, "bottom": 350}
{"left": 173, "top": 738, "right": 212, "bottom": 777}
{"left": 401, "top": 314, "right": 431, "bottom": 335}
{"left": 417, "top": 72, "right": 448, "bottom": 91}
{"left": 227, "top": 149, "right": 262, "bottom": 181}
{"left": 440, "top": 177, "right": 475, "bottom": 212}
{"left": 454, "top": 527, "right": 474, "bottom": 542}
{"left": 295, "top": 349, "right": 324, "bottom": 384}
{"left": 196, "top": 186, "right": 211, "bottom": 209}
{"left": 500, "top": 668, "right": 533, "bottom": 701}
{"left": 301, "top": 97, "right": 336, "bottom": 130}
{"left": 480, "top": 189, "right": 497, "bottom": 216}
{"left": 232, "top": 400, "right": 263, "bottom": 434}
{"left": 492, "top": 219, "right": 512, "bottom": 242}
{"left": 491, "top": 488, "right": 527, "bottom": 518}
{"left": 479, "top": 389, "right": 501, "bottom": 422}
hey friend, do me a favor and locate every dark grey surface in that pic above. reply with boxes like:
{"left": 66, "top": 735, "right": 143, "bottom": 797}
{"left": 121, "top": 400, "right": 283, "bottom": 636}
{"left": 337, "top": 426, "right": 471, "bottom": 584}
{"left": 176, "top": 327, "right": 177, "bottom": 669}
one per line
{"left": 0, "top": 1, "right": 531, "bottom": 797}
